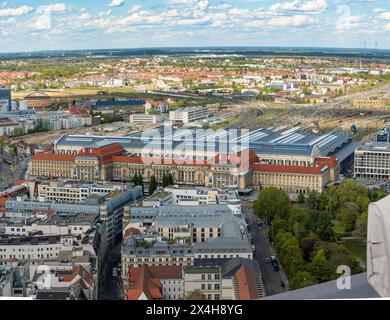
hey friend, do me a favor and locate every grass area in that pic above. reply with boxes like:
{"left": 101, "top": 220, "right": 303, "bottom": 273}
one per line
{"left": 341, "top": 239, "right": 367, "bottom": 269}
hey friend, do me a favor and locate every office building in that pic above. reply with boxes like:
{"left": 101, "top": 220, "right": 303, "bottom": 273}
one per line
{"left": 169, "top": 106, "right": 208, "bottom": 124}
{"left": 129, "top": 114, "right": 163, "bottom": 125}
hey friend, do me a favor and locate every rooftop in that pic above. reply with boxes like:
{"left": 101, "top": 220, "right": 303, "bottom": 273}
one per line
{"left": 263, "top": 273, "right": 379, "bottom": 300}
{"left": 54, "top": 126, "right": 355, "bottom": 159}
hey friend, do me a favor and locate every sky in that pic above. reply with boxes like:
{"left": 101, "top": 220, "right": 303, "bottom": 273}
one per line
{"left": 0, "top": 0, "right": 389, "bottom": 52}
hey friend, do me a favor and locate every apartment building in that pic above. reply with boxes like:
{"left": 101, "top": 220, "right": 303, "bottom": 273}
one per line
{"left": 183, "top": 258, "right": 264, "bottom": 300}
{"left": 169, "top": 106, "right": 208, "bottom": 124}
{"left": 3, "top": 212, "right": 98, "bottom": 237}
{"left": 0, "top": 119, "right": 21, "bottom": 136}
{"left": 0, "top": 235, "right": 94, "bottom": 267}
{"left": 121, "top": 238, "right": 194, "bottom": 285}
{"left": 24, "top": 92, "right": 52, "bottom": 110}
{"left": 125, "top": 265, "right": 184, "bottom": 300}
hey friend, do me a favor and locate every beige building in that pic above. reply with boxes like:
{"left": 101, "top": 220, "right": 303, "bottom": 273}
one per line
{"left": 252, "top": 156, "right": 338, "bottom": 194}
{"left": 29, "top": 142, "right": 338, "bottom": 195}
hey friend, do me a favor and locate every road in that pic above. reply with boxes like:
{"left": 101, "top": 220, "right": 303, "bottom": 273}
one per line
{"left": 242, "top": 202, "right": 289, "bottom": 297}
{"left": 0, "top": 151, "right": 29, "bottom": 190}
{"left": 99, "top": 243, "right": 123, "bottom": 300}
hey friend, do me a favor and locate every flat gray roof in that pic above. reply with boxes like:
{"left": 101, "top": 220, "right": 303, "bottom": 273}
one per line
{"left": 262, "top": 273, "right": 380, "bottom": 300}
{"left": 55, "top": 126, "right": 354, "bottom": 158}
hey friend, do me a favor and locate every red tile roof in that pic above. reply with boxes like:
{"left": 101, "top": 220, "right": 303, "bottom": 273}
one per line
{"left": 235, "top": 265, "right": 260, "bottom": 300}
{"left": 73, "top": 265, "right": 94, "bottom": 287}
{"left": 148, "top": 266, "right": 183, "bottom": 280}
{"left": 315, "top": 156, "right": 338, "bottom": 169}
{"left": 32, "top": 153, "right": 76, "bottom": 162}
{"left": 252, "top": 163, "right": 327, "bottom": 174}
{"left": 123, "top": 227, "right": 141, "bottom": 239}
{"left": 126, "top": 265, "right": 163, "bottom": 300}
{"left": 79, "top": 143, "right": 125, "bottom": 165}
{"left": 113, "top": 156, "right": 211, "bottom": 168}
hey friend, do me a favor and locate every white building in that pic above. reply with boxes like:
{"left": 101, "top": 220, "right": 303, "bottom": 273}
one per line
{"left": 129, "top": 114, "right": 163, "bottom": 125}
{"left": 169, "top": 106, "right": 208, "bottom": 124}
{"left": 0, "top": 119, "right": 21, "bottom": 136}
{"left": 0, "top": 235, "right": 95, "bottom": 267}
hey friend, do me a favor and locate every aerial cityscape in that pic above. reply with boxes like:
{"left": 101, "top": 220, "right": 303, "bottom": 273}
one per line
{"left": 0, "top": 0, "right": 390, "bottom": 306}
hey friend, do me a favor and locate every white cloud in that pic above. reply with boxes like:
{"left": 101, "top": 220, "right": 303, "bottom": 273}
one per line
{"left": 0, "top": 5, "right": 33, "bottom": 17}
{"left": 43, "top": 3, "right": 67, "bottom": 13}
{"left": 210, "top": 3, "right": 232, "bottom": 11}
{"left": 271, "top": 0, "right": 327, "bottom": 14}
{"left": 108, "top": 0, "right": 125, "bottom": 7}
{"left": 98, "top": 10, "right": 112, "bottom": 17}
{"left": 197, "top": 0, "right": 209, "bottom": 11}
{"left": 373, "top": 8, "right": 385, "bottom": 14}
{"left": 336, "top": 15, "right": 363, "bottom": 30}
{"left": 270, "top": 15, "right": 319, "bottom": 27}
{"left": 129, "top": 6, "right": 142, "bottom": 14}
{"left": 378, "top": 11, "right": 390, "bottom": 20}
{"left": 78, "top": 13, "right": 91, "bottom": 21}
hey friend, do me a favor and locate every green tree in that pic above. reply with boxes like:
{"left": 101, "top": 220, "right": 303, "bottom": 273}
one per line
{"left": 308, "top": 248, "right": 333, "bottom": 283}
{"left": 289, "top": 271, "right": 318, "bottom": 290}
{"left": 297, "top": 193, "right": 305, "bottom": 204}
{"left": 369, "top": 189, "right": 387, "bottom": 202}
{"left": 352, "top": 210, "right": 368, "bottom": 238}
{"left": 337, "top": 203, "right": 360, "bottom": 233}
{"left": 324, "top": 180, "right": 369, "bottom": 216}
{"left": 162, "top": 174, "right": 168, "bottom": 188}
{"left": 149, "top": 175, "right": 158, "bottom": 195}
{"left": 253, "top": 187, "right": 290, "bottom": 224}
{"left": 300, "top": 236, "right": 321, "bottom": 262}
{"left": 306, "top": 190, "right": 321, "bottom": 210}
{"left": 274, "top": 232, "right": 305, "bottom": 279}
{"left": 137, "top": 174, "right": 144, "bottom": 185}
{"left": 131, "top": 173, "right": 139, "bottom": 185}
{"left": 167, "top": 173, "right": 174, "bottom": 186}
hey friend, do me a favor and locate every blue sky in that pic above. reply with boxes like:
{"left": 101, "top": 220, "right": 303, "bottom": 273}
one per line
{"left": 0, "top": 0, "right": 389, "bottom": 52}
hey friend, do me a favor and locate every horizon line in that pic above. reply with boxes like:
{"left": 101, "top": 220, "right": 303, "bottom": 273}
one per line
{"left": 1, "top": 45, "right": 389, "bottom": 56}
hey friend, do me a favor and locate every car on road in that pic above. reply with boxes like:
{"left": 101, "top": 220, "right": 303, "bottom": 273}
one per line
{"left": 270, "top": 256, "right": 280, "bottom": 271}
{"left": 264, "top": 257, "right": 271, "bottom": 264}
{"left": 280, "top": 281, "right": 285, "bottom": 288}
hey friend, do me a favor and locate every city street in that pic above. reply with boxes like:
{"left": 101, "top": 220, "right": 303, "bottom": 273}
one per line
{"left": 242, "top": 202, "right": 289, "bottom": 297}
{"left": 0, "top": 152, "right": 29, "bottom": 190}
{"left": 99, "top": 243, "right": 123, "bottom": 300}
